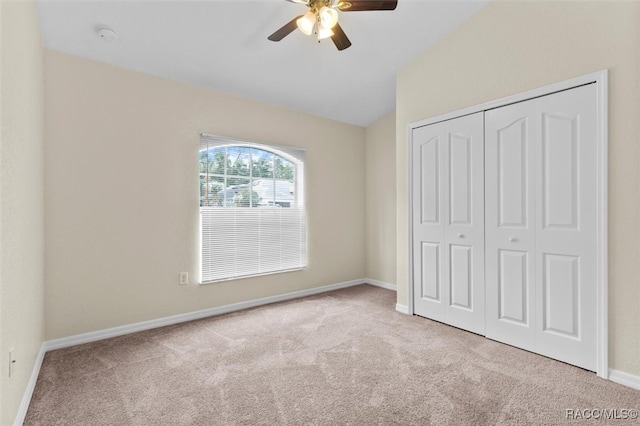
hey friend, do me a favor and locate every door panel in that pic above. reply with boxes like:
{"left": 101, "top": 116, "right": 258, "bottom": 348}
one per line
{"left": 542, "top": 113, "right": 579, "bottom": 229}
{"left": 542, "top": 253, "right": 579, "bottom": 337}
{"left": 498, "top": 249, "right": 529, "bottom": 325}
{"left": 498, "top": 118, "right": 528, "bottom": 228}
{"left": 450, "top": 244, "right": 472, "bottom": 309}
{"left": 449, "top": 134, "right": 471, "bottom": 225}
{"left": 412, "top": 113, "right": 484, "bottom": 334}
{"left": 443, "top": 115, "right": 485, "bottom": 334}
{"left": 420, "top": 242, "right": 440, "bottom": 301}
{"left": 535, "top": 85, "right": 597, "bottom": 370}
{"left": 485, "top": 102, "right": 537, "bottom": 351}
{"left": 413, "top": 126, "right": 445, "bottom": 322}
{"left": 420, "top": 137, "right": 440, "bottom": 224}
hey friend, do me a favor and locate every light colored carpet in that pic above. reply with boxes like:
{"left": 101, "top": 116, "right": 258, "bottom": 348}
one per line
{"left": 25, "top": 285, "right": 639, "bottom": 425}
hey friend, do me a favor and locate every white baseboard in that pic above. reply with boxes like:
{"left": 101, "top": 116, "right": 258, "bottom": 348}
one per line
{"left": 608, "top": 368, "right": 640, "bottom": 391}
{"left": 364, "top": 279, "right": 397, "bottom": 291}
{"left": 45, "top": 278, "right": 366, "bottom": 351}
{"left": 13, "top": 343, "right": 46, "bottom": 426}
{"left": 395, "top": 303, "right": 410, "bottom": 315}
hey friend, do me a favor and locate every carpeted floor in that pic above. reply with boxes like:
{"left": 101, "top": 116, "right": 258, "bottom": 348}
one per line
{"left": 25, "top": 285, "right": 639, "bottom": 425}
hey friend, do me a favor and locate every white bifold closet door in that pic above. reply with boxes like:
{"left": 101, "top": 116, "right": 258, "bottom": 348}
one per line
{"left": 412, "top": 112, "right": 485, "bottom": 335}
{"left": 485, "top": 84, "right": 597, "bottom": 371}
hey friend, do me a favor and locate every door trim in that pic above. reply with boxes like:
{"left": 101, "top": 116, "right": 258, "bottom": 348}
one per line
{"left": 407, "top": 70, "right": 608, "bottom": 378}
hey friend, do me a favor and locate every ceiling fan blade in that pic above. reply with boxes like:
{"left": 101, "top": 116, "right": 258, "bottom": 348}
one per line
{"left": 331, "top": 23, "right": 352, "bottom": 51}
{"left": 339, "top": 0, "right": 397, "bottom": 11}
{"left": 286, "top": 0, "right": 309, "bottom": 3}
{"left": 268, "top": 16, "right": 303, "bottom": 42}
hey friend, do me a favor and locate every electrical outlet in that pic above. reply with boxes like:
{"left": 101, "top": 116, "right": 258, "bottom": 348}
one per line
{"left": 9, "top": 347, "right": 15, "bottom": 378}
{"left": 179, "top": 272, "right": 188, "bottom": 285}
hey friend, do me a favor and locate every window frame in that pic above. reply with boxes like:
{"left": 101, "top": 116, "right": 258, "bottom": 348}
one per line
{"left": 199, "top": 134, "right": 307, "bottom": 284}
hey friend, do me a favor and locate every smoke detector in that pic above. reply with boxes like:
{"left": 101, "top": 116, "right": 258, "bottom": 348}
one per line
{"left": 97, "top": 27, "right": 119, "bottom": 41}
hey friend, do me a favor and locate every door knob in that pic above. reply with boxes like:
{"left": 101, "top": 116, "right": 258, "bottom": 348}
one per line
{"left": 509, "top": 237, "right": 518, "bottom": 243}
{"left": 457, "top": 233, "right": 465, "bottom": 238}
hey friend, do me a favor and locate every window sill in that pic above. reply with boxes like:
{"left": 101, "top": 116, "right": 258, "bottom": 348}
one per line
{"left": 199, "top": 267, "right": 307, "bottom": 285}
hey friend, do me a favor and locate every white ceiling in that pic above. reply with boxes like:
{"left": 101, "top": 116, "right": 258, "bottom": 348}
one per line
{"left": 36, "top": 0, "right": 490, "bottom": 127}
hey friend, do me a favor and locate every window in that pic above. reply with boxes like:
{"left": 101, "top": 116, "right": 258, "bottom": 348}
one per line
{"left": 199, "top": 134, "right": 307, "bottom": 283}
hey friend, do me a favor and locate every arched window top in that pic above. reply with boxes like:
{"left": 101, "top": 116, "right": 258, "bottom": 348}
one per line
{"left": 199, "top": 135, "right": 305, "bottom": 208}
{"left": 201, "top": 142, "right": 302, "bottom": 167}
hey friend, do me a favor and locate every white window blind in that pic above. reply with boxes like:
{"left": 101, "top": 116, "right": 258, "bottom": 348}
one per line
{"left": 200, "top": 134, "right": 307, "bottom": 283}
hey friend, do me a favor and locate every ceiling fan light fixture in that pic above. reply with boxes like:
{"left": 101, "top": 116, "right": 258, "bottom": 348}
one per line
{"left": 319, "top": 6, "right": 338, "bottom": 29}
{"left": 296, "top": 11, "right": 316, "bottom": 36}
{"left": 317, "top": 25, "right": 334, "bottom": 40}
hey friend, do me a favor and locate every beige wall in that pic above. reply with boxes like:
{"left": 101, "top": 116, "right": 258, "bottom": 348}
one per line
{"left": 44, "top": 51, "right": 366, "bottom": 340}
{"left": 0, "top": 0, "right": 45, "bottom": 424}
{"left": 365, "top": 111, "right": 396, "bottom": 285}
{"left": 396, "top": 1, "right": 640, "bottom": 375}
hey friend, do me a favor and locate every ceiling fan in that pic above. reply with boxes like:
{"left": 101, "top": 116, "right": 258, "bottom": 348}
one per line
{"left": 268, "top": 0, "right": 398, "bottom": 51}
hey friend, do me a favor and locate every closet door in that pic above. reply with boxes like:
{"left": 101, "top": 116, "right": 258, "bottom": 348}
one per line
{"left": 485, "top": 101, "right": 537, "bottom": 352}
{"left": 534, "top": 85, "right": 597, "bottom": 370}
{"left": 485, "top": 84, "right": 597, "bottom": 371}
{"left": 412, "top": 113, "right": 485, "bottom": 334}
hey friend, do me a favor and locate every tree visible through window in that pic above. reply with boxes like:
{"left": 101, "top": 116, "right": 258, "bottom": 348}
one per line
{"left": 199, "top": 135, "right": 307, "bottom": 283}
{"left": 199, "top": 146, "right": 296, "bottom": 208}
